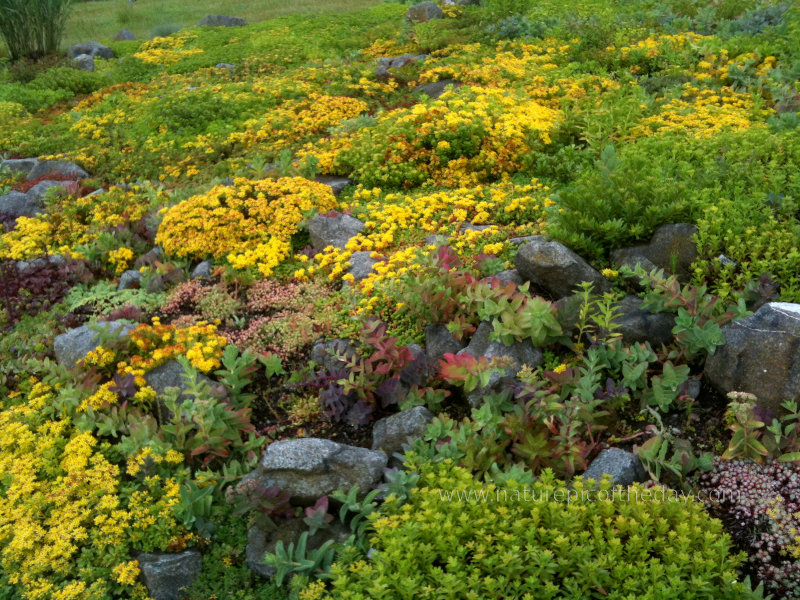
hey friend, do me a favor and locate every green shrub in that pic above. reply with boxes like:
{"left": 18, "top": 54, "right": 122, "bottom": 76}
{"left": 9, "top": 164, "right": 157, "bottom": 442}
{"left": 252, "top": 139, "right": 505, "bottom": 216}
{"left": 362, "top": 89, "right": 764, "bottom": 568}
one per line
{"left": 310, "top": 461, "right": 757, "bottom": 599}
{"left": 0, "top": 0, "right": 74, "bottom": 60}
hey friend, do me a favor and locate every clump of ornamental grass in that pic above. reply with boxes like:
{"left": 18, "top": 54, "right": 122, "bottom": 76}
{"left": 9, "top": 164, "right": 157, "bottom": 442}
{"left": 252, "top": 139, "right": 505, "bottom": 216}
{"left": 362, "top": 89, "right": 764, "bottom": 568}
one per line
{"left": 0, "top": 0, "right": 74, "bottom": 60}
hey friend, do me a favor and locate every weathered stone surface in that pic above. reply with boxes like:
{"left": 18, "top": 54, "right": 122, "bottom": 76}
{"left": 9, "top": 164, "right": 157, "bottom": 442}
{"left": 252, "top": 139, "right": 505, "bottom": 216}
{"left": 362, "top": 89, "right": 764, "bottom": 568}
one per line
{"left": 246, "top": 519, "right": 350, "bottom": 579}
{"left": 425, "top": 323, "right": 465, "bottom": 364}
{"left": 191, "top": 260, "right": 212, "bottom": 279}
{"left": 118, "top": 269, "right": 142, "bottom": 291}
{"left": 406, "top": 1, "right": 444, "bottom": 22}
{"left": 458, "top": 321, "right": 543, "bottom": 406}
{"left": 514, "top": 236, "right": 609, "bottom": 299}
{"left": 378, "top": 54, "right": 427, "bottom": 70}
{"left": 581, "top": 448, "right": 648, "bottom": 486}
{"left": 310, "top": 339, "right": 358, "bottom": 373}
{"left": 25, "top": 180, "right": 69, "bottom": 206}
{"left": 486, "top": 269, "right": 524, "bottom": 286}
{"left": 73, "top": 54, "right": 94, "bottom": 72}
{"left": 16, "top": 255, "right": 66, "bottom": 271}
{"left": 138, "top": 551, "right": 202, "bottom": 600}
{"left": 705, "top": 302, "right": 800, "bottom": 413}
{"left": 616, "top": 295, "right": 675, "bottom": 347}
{"left": 415, "top": 79, "right": 461, "bottom": 99}
{"left": 1, "top": 158, "right": 38, "bottom": 176}
{"left": 68, "top": 41, "right": 115, "bottom": 59}
{"left": 198, "top": 15, "right": 247, "bottom": 27}
{"left": 54, "top": 321, "right": 135, "bottom": 369}
{"left": 251, "top": 438, "right": 387, "bottom": 504}
{"left": 611, "top": 224, "right": 698, "bottom": 280}
{"left": 113, "top": 28, "right": 137, "bottom": 41}
{"left": 315, "top": 175, "right": 352, "bottom": 196}
{"left": 372, "top": 406, "right": 433, "bottom": 456}
{"left": 215, "top": 62, "right": 236, "bottom": 70}
{"left": 0, "top": 191, "right": 40, "bottom": 219}
{"left": 347, "top": 251, "right": 377, "bottom": 282}
{"left": 308, "top": 214, "right": 364, "bottom": 252}
{"left": 144, "top": 360, "right": 215, "bottom": 398}
{"left": 26, "top": 160, "right": 88, "bottom": 182}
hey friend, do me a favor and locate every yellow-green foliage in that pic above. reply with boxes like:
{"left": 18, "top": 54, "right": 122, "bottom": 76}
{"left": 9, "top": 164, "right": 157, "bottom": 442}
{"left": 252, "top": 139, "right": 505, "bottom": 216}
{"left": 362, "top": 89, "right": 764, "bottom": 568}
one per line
{"left": 308, "top": 461, "right": 751, "bottom": 600}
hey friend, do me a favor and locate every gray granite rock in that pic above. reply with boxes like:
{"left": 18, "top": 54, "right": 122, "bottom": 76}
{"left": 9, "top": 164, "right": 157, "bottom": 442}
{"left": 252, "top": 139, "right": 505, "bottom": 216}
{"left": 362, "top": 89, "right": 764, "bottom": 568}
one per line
{"left": 406, "top": 1, "right": 444, "bottom": 22}
{"left": 249, "top": 438, "right": 387, "bottom": 504}
{"left": 0, "top": 191, "right": 41, "bottom": 219}
{"left": 581, "top": 448, "right": 648, "bottom": 486}
{"left": 118, "top": 269, "right": 142, "bottom": 290}
{"left": 215, "top": 62, "right": 236, "bottom": 70}
{"left": 308, "top": 213, "right": 364, "bottom": 252}
{"left": 73, "top": 54, "right": 94, "bottom": 72}
{"left": 310, "top": 339, "right": 358, "bottom": 373}
{"left": 416, "top": 79, "right": 461, "bottom": 99}
{"left": 134, "top": 246, "right": 163, "bottom": 269}
{"left": 26, "top": 160, "right": 89, "bottom": 182}
{"left": 138, "top": 551, "right": 202, "bottom": 600}
{"left": 315, "top": 175, "right": 352, "bottom": 196}
{"left": 616, "top": 295, "right": 675, "bottom": 347}
{"left": 705, "top": 302, "right": 800, "bottom": 413}
{"left": 113, "top": 28, "right": 137, "bottom": 41}
{"left": 514, "top": 236, "right": 609, "bottom": 299}
{"left": 425, "top": 323, "right": 465, "bottom": 364}
{"left": 347, "top": 251, "right": 377, "bottom": 282}
{"left": 54, "top": 321, "right": 135, "bottom": 369}
{"left": 68, "top": 41, "right": 115, "bottom": 59}
{"left": 144, "top": 359, "right": 215, "bottom": 398}
{"left": 372, "top": 406, "right": 433, "bottom": 456}
{"left": 16, "top": 255, "right": 66, "bottom": 271}
{"left": 191, "top": 260, "right": 212, "bottom": 279}
{"left": 611, "top": 224, "right": 698, "bottom": 280}
{"left": 1, "top": 158, "right": 38, "bottom": 176}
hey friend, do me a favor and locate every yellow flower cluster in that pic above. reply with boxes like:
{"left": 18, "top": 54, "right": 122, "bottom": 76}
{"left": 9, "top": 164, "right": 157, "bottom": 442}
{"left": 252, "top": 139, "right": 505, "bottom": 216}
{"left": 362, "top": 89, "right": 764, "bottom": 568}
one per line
{"left": 156, "top": 177, "right": 337, "bottom": 277}
{"left": 134, "top": 32, "right": 204, "bottom": 65}
{"left": 108, "top": 247, "right": 134, "bottom": 275}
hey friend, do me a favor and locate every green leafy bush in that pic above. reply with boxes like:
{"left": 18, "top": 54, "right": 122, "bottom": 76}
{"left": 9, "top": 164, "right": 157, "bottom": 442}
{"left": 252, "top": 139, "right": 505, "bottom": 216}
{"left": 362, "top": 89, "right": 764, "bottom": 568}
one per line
{"left": 0, "top": 0, "right": 74, "bottom": 60}
{"left": 311, "top": 461, "right": 757, "bottom": 599}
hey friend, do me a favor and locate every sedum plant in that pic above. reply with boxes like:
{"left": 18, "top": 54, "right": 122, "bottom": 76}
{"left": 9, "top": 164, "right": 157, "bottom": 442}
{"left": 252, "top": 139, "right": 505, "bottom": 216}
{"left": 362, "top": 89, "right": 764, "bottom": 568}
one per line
{"left": 305, "top": 461, "right": 758, "bottom": 600}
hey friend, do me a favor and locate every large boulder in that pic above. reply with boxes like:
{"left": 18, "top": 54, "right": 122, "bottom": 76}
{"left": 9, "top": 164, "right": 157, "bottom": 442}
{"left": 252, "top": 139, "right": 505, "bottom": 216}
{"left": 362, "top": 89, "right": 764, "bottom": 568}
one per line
{"left": 406, "top": 1, "right": 444, "bottom": 22}
{"left": 514, "top": 236, "right": 609, "bottom": 299}
{"left": 705, "top": 302, "right": 800, "bottom": 413}
{"left": 425, "top": 323, "right": 465, "bottom": 364}
{"left": 580, "top": 448, "right": 648, "bottom": 487}
{"left": 248, "top": 438, "right": 387, "bottom": 504}
{"left": 198, "top": 15, "right": 247, "bottom": 27}
{"left": 26, "top": 180, "right": 68, "bottom": 206}
{"left": 138, "top": 551, "right": 202, "bottom": 600}
{"left": 246, "top": 518, "right": 350, "bottom": 579}
{"left": 1, "top": 158, "right": 38, "bottom": 176}
{"left": 458, "top": 321, "right": 543, "bottom": 407}
{"left": 0, "top": 191, "right": 41, "bottom": 219}
{"left": 616, "top": 295, "right": 675, "bottom": 347}
{"left": 53, "top": 321, "right": 135, "bottom": 369}
{"left": 26, "top": 160, "right": 89, "bottom": 182}
{"left": 611, "top": 224, "right": 698, "bottom": 280}
{"left": 308, "top": 214, "right": 364, "bottom": 252}
{"left": 372, "top": 406, "right": 433, "bottom": 456}
{"left": 68, "top": 41, "right": 115, "bottom": 59}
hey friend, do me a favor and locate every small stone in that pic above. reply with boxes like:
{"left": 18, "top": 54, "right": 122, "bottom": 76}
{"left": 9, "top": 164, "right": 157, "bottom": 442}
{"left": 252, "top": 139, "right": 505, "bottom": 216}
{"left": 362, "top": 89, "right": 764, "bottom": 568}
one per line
{"left": 415, "top": 79, "right": 461, "bottom": 99}
{"left": 378, "top": 54, "right": 427, "bottom": 70}
{"left": 73, "top": 54, "right": 94, "bottom": 72}
{"left": 347, "top": 251, "right": 377, "bottom": 282}
{"left": 310, "top": 339, "right": 357, "bottom": 373}
{"left": 308, "top": 213, "right": 365, "bottom": 252}
{"left": 215, "top": 62, "right": 236, "bottom": 70}
{"left": 144, "top": 360, "right": 216, "bottom": 398}
{"left": 251, "top": 438, "right": 388, "bottom": 504}
{"left": 117, "top": 269, "right": 142, "bottom": 291}
{"left": 372, "top": 406, "right": 433, "bottom": 456}
{"left": 197, "top": 15, "right": 247, "bottom": 27}
{"left": 134, "top": 247, "right": 163, "bottom": 269}
{"left": 611, "top": 224, "right": 698, "bottom": 280}
{"left": 315, "top": 176, "right": 352, "bottom": 196}
{"left": 580, "top": 448, "right": 648, "bottom": 487}
{"left": 406, "top": 1, "right": 444, "bottom": 22}
{"left": 1, "top": 158, "right": 38, "bottom": 176}
{"left": 514, "top": 236, "right": 609, "bottom": 299}
{"left": 54, "top": 321, "right": 135, "bottom": 369}
{"left": 68, "top": 41, "right": 115, "bottom": 59}
{"left": 113, "top": 28, "right": 137, "bottom": 41}
{"left": 26, "top": 160, "right": 89, "bottom": 182}
{"left": 138, "top": 551, "right": 202, "bottom": 600}
{"left": 191, "top": 260, "right": 212, "bottom": 279}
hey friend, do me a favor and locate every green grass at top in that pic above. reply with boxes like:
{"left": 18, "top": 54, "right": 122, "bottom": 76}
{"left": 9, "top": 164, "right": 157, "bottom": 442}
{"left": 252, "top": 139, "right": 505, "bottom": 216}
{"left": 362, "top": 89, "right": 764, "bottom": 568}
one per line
{"left": 65, "top": 0, "right": 382, "bottom": 47}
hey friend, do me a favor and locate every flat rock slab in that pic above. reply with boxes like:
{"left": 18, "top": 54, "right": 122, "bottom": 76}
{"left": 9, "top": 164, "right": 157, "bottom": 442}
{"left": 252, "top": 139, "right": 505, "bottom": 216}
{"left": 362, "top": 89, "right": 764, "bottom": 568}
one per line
{"left": 54, "top": 321, "right": 135, "bottom": 369}
{"left": 705, "top": 302, "right": 800, "bottom": 413}
{"left": 138, "top": 551, "right": 202, "bottom": 600}
{"left": 251, "top": 438, "right": 387, "bottom": 504}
